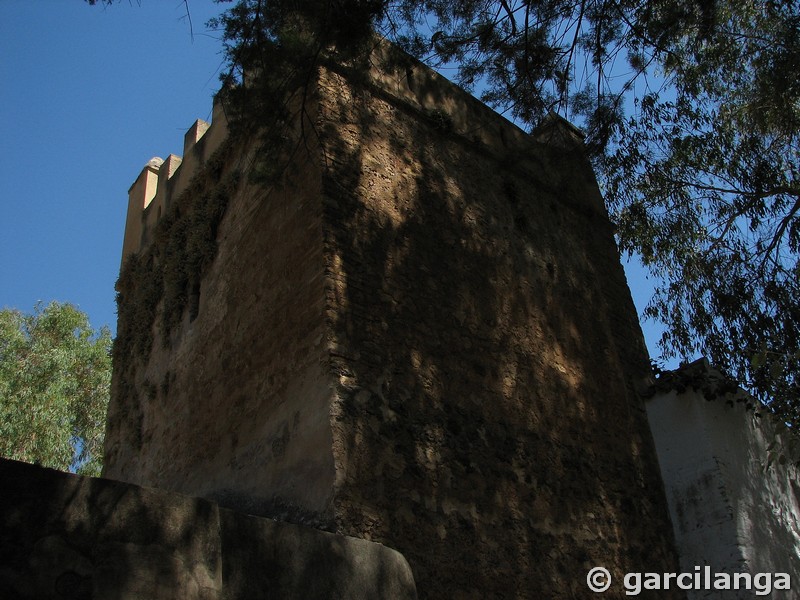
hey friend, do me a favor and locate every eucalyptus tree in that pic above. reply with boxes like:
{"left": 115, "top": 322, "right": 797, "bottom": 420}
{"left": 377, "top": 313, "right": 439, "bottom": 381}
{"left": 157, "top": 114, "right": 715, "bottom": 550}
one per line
{"left": 0, "top": 302, "right": 111, "bottom": 475}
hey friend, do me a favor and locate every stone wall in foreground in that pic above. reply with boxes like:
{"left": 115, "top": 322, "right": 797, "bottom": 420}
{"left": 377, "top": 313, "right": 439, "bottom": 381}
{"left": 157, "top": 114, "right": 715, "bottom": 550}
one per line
{"left": 105, "top": 40, "right": 683, "bottom": 599}
{"left": 0, "top": 458, "right": 417, "bottom": 600}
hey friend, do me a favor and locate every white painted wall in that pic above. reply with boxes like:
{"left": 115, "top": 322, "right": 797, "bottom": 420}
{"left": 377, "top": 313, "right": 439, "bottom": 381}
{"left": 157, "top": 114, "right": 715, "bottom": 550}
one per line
{"left": 647, "top": 363, "right": 800, "bottom": 599}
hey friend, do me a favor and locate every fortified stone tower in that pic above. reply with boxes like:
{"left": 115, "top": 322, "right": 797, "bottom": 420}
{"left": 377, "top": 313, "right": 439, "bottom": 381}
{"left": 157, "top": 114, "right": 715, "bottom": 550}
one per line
{"left": 106, "top": 41, "right": 682, "bottom": 598}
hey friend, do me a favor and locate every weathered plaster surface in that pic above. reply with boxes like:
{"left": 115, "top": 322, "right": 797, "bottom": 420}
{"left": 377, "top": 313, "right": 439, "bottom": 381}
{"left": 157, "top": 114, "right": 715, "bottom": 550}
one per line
{"left": 647, "top": 363, "right": 800, "bottom": 598}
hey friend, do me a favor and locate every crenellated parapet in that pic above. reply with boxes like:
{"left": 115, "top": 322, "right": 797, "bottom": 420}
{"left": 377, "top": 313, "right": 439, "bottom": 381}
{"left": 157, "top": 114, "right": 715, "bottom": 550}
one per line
{"left": 120, "top": 98, "right": 228, "bottom": 266}
{"left": 107, "top": 39, "right": 684, "bottom": 600}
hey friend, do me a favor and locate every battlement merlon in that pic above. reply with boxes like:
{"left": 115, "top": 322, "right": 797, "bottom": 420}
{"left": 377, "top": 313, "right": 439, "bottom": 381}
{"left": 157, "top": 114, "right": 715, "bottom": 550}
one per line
{"left": 120, "top": 98, "right": 228, "bottom": 267}
{"left": 119, "top": 46, "right": 590, "bottom": 269}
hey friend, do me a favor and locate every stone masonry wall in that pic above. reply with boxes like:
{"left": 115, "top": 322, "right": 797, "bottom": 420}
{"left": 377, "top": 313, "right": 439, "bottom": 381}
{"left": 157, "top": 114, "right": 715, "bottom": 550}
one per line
{"left": 106, "top": 119, "right": 337, "bottom": 525}
{"left": 316, "top": 46, "right": 681, "bottom": 599}
{"left": 105, "top": 41, "right": 683, "bottom": 599}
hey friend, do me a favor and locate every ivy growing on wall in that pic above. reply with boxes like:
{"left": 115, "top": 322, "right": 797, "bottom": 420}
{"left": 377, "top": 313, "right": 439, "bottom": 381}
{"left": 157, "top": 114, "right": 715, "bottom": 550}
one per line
{"left": 113, "top": 142, "right": 240, "bottom": 441}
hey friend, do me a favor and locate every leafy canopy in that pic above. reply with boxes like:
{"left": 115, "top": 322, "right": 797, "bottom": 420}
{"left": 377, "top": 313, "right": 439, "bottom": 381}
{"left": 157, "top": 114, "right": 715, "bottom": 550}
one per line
{"left": 216, "top": 0, "right": 800, "bottom": 423}
{"left": 0, "top": 302, "right": 112, "bottom": 475}
{"left": 92, "top": 1, "right": 800, "bottom": 423}
{"left": 601, "top": 1, "right": 800, "bottom": 425}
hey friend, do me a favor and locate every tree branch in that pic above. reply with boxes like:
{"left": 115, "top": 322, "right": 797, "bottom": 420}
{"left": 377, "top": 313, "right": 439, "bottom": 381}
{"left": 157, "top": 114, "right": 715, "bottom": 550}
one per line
{"left": 762, "top": 197, "right": 800, "bottom": 267}
{"left": 183, "top": 0, "right": 194, "bottom": 42}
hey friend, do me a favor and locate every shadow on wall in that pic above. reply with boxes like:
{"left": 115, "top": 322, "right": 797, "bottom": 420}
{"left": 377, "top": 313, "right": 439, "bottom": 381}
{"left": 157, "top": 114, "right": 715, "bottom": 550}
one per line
{"left": 309, "top": 46, "right": 679, "bottom": 600}
{"left": 0, "top": 457, "right": 417, "bottom": 600}
{"left": 647, "top": 360, "right": 800, "bottom": 596}
{"left": 101, "top": 38, "right": 682, "bottom": 600}
{"left": 0, "top": 457, "right": 222, "bottom": 599}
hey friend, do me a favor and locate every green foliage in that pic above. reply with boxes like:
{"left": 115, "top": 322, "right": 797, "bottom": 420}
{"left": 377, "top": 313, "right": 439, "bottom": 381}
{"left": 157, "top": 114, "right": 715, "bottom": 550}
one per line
{"left": 209, "top": 0, "right": 387, "bottom": 186}
{"left": 0, "top": 302, "right": 111, "bottom": 475}
{"left": 214, "top": 0, "right": 800, "bottom": 425}
{"left": 102, "top": 1, "right": 800, "bottom": 422}
{"left": 113, "top": 148, "right": 239, "bottom": 451}
{"left": 160, "top": 168, "right": 241, "bottom": 338}
{"left": 115, "top": 254, "right": 162, "bottom": 373}
{"left": 115, "top": 145, "right": 240, "bottom": 364}
{"left": 424, "top": 108, "right": 455, "bottom": 133}
{"left": 600, "top": 1, "right": 800, "bottom": 425}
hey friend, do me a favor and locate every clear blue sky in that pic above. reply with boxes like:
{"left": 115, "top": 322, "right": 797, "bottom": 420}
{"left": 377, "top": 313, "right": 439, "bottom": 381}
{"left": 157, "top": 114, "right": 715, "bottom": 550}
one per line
{"left": 0, "top": 1, "right": 672, "bottom": 366}
{"left": 1, "top": 1, "right": 227, "bottom": 335}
